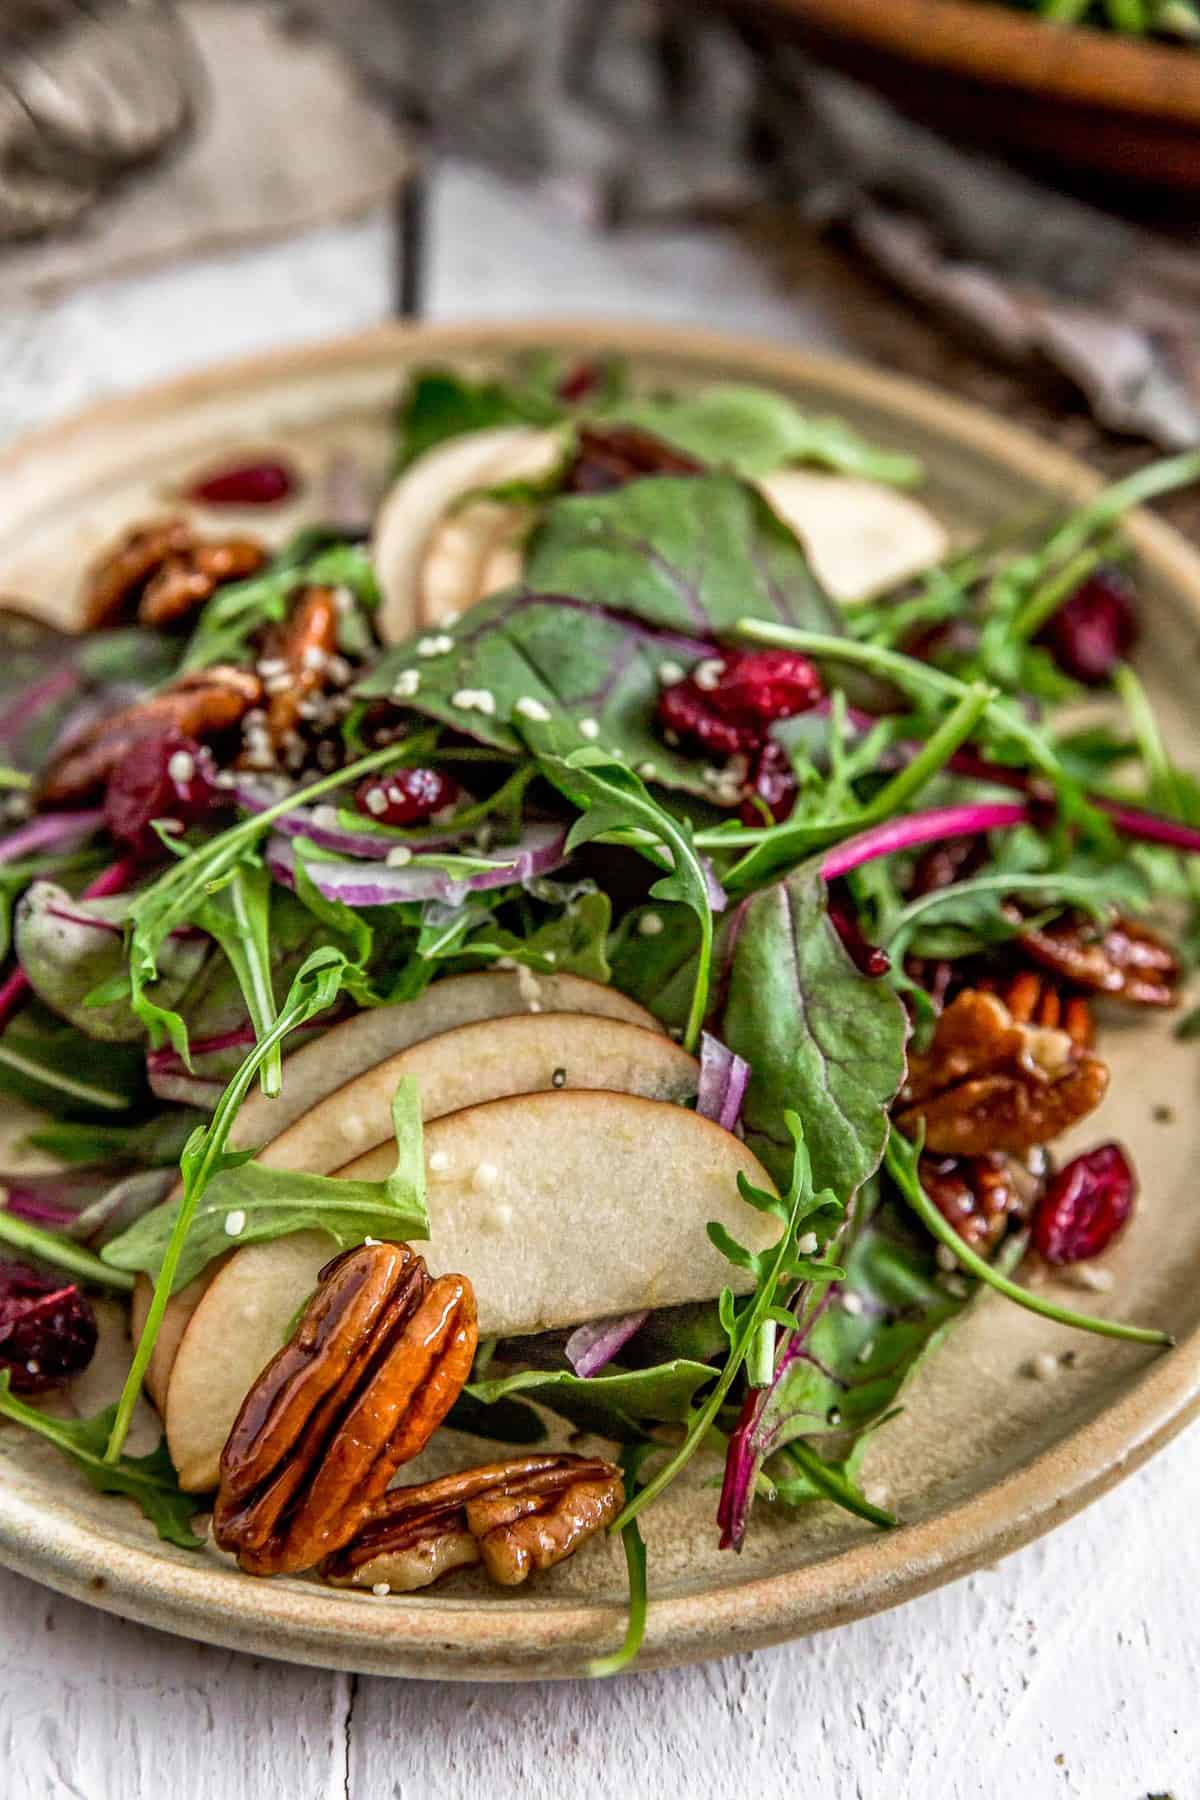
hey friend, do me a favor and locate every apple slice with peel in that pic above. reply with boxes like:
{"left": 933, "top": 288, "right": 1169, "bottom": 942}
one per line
{"left": 374, "top": 425, "right": 564, "bottom": 642}
{"left": 236, "top": 1012, "right": 699, "bottom": 1179}
{"left": 165, "top": 1092, "right": 776, "bottom": 1493}
{"left": 135, "top": 974, "right": 664, "bottom": 1408}
{"left": 757, "top": 469, "right": 948, "bottom": 604}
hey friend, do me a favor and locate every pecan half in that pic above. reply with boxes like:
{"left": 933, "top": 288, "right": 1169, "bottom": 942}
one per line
{"left": 986, "top": 967, "right": 1095, "bottom": 1048}
{"left": 262, "top": 585, "right": 340, "bottom": 744}
{"left": 82, "top": 516, "right": 266, "bottom": 631}
{"left": 320, "top": 1453, "right": 624, "bottom": 1592}
{"left": 213, "top": 1242, "right": 477, "bottom": 1577}
{"left": 37, "top": 665, "right": 262, "bottom": 807}
{"left": 1017, "top": 911, "right": 1179, "bottom": 1009}
{"left": 919, "top": 1150, "right": 1044, "bottom": 1253}
{"left": 563, "top": 423, "right": 704, "bottom": 494}
{"left": 896, "top": 987, "right": 1109, "bottom": 1156}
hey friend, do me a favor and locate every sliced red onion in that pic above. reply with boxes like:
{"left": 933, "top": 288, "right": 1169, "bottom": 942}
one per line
{"left": 0, "top": 809, "right": 103, "bottom": 866}
{"left": 266, "top": 823, "right": 567, "bottom": 908}
{"left": 235, "top": 777, "right": 462, "bottom": 861}
{"left": 697, "top": 1030, "right": 750, "bottom": 1132}
{"left": 565, "top": 1311, "right": 649, "bottom": 1377}
{"left": 700, "top": 854, "right": 728, "bottom": 914}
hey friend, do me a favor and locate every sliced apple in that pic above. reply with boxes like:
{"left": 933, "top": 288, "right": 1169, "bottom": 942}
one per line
{"left": 165, "top": 1092, "right": 775, "bottom": 1492}
{"left": 757, "top": 469, "right": 948, "bottom": 604}
{"left": 374, "top": 426, "right": 564, "bottom": 642}
{"left": 136, "top": 974, "right": 665, "bottom": 1411}
{"left": 246, "top": 1012, "right": 699, "bottom": 1178}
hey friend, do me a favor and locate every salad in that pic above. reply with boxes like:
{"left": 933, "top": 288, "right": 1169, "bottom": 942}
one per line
{"left": 0, "top": 349, "right": 1197, "bottom": 1672}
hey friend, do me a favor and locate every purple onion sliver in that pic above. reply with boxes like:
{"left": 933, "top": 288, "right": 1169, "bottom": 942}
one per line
{"left": 266, "top": 822, "right": 567, "bottom": 908}
{"left": 0, "top": 809, "right": 103, "bottom": 867}
{"left": 697, "top": 1031, "right": 750, "bottom": 1132}
{"left": 565, "top": 1311, "right": 650, "bottom": 1378}
{"left": 700, "top": 854, "right": 728, "bottom": 914}
{"left": 235, "top": 778, "right": 461, "bottom": 861}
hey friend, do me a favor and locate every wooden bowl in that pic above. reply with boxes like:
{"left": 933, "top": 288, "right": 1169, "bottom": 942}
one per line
{"left": 0, "top": 321, "right": 1198, "bottom": 1677}
{"left": 720, "top": 0, "right": 1200, "bottom": 189}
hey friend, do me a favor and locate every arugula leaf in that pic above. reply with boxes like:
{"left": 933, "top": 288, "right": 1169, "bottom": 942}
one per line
{"left": 531, "top": 736, "right": 716, "bottom": 1051}
{"left": 105, "top": 946, "right": 354, "bottom": 1461}
{"left": 27, "top": 1108, "right": 203, "bottom": 1168}
{"left": 103, "top": 1077, "right": 427, "bottom": 1293}
{"left": 615, "top": 1113, "right": 841, "bottom": 1532}
{"left": 181, "top": 541, "right": 378, "bottom": 674}
{"left": 457, "top": 889, "right": 612, "bottom": 983}
{"left": 467, "top": 1359, "right": 718, "bottom": 1438}
{"left": 189, "top": 861, "right": 282, "bottom": 1096}
{"left": 588, "top": 1441, "right": 651, "bottom": 1679}
{"left": 718, "top": 866, "right": 908, "bottom": 1198}
{"left": 0, "top": 1372, "right": 203, "bottom": 1549}
{"left": 609, "top": 386, "right": 922, "bottom": 485}
{"left": 396, "top": 367, "right": 564, "bottom": 467}
{"left": 0, "top": 1207, "right": 134, "bottom": 1291}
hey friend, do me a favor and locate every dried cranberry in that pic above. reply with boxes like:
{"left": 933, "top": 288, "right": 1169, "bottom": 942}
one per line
{"left": 739, "top": 739, "right": 797, "bottom": 826}
{"left": 657, "top": 650, "right": 823, "bottom": 762}
{"left": 556, "top": 361, "right": 600, "bottom": 405}
{"left": 564, "top": 425, "right": 704, "bottom": 495}
{"left": 355, "top": 767, "right": 459, "bottom": 827}
{"left": 186, "top": 458, "right": 298, "bottom": 507}
{"left": 0, "top": 1260, "right": 96, "bottom": 1392}
{"left": 1038, "top": 566, "right": 1138, "bottom": 686}
{"left": 103, "top": 729, "right": 220, "bottom": 858}
{"left": 826, "top": 877, "right": 890, "bottom": 978}
{"left": 1031, "top": 1143, "right": 1136, "bottom": 1264}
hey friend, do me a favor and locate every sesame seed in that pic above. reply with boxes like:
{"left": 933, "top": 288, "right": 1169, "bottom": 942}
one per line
{"left": 311, "top": 804, "right": 339, "bottom": 831}
{"left": 214, "top": 770, "right": 237, "bottom": 790}
{"left": 472, "top": 1161, "right": 499, "bottom": 1191}
{"left": 386, "top": 845, "right": 413, "bottom": 867}
{"left": 428, "top": 1150, "right": 450, "bottom": 1174}
{"left": 167, "top": 750, "right": 195, "bottom": 785}
{"left": 301, "top": 644, "right": 328, "bottom": 672}
{"left": 1029, "top": 1351, "right": 1059, "bottom": 1381}
{"left": 840, "top": 1291, "right": 864, "bottom": 1316}
{"left": 515, "top": 696, "right": 552, "bottom": 723}
{"left": 857, "top": 1339, "right": 876, "bottom": 1364}
{"left": 796, "top": 1231, "right": 819, "bottom": 1255}
{"left": 363, "top": 1237, "right": 380, "bottom": 1247}
{"left": 637, "top": 911, "right": 663, "bottom": 936}
{"left": 364, "top": 787, "right": 389, "bottom": 816}
{"left": 657, "top": 660, "right": 685, "bottom": 686}
{"left": 637, "top": 761, "right": 657, "bottom": 780}
{"left": 371, "top": 1582, "right": 392, "bottom": 1597}
{"left": 224, "top": 1210, "right": 246, "bottom": 1237}
{"left": 264, "top": 673, "right": 292, "bottom": 695}
{"left": 417, "top": 635, "right": 454, "bottom": 658}
{"left": 694, "top": 658, "right": 726, "bottom": 691}
{"left": 578, "top": 718, "right": 600, "bottom": 740}
{"left": 391, "top": 669, "right": 421, "bottom": 700}
{"left": 864, "top": 1481, "right": 890, "bottom": 1508}
{"left": 326, "top": 654, "right": 353, "bottom": 687}
{"left": 256, "top": 658, "right": 287, "bottom": 678}
{"left": 25, "top": 1359, "right": 39, "bottom": 1375}
{"left": 451, "top": 688, "right": 496, "bottom": 716}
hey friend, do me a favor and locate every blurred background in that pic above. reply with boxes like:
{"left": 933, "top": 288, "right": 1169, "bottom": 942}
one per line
{"left": 0, "top": 0, "right": 1198, "bottom": 523}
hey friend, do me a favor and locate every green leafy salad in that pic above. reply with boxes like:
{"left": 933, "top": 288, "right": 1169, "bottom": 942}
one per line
{"left": 0, "top": 348, "right": 1196, "bottom": 1672}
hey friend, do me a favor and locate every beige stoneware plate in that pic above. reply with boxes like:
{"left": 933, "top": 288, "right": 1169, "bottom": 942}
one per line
{"left": 0, "top": 321, "right": 1197, "bottom": 1680}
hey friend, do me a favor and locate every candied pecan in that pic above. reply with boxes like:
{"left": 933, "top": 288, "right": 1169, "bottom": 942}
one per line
{"left": 37, "top": 665, "right": 262, "bottom": 807}
{"left": 140, "top": 538, "right": 266, "bottom": 628}
{"left": 987, "top": 967, "right": 1094, "bottom": 1048}
{"left": 82, "top": 517, "right": 266, "bottom": 630}
{"left": 263, "top": 585, "right": 340, "bottom": 744}
{"left": 1017, "top": 911, "right": 1179, "bottom": 1009}
{"left": 919, "top": 1151, "right": 1042, "bottom": 1254}
{"left": 321, "top": 1453, "right": 624, "bottom": 1592}
{"left": 213, "top": 1242, "right": 477, "bottom": 1577}
{"left": 564, "top": 423, "right": 704, "bottom": 494}
{"left": 896, "top": 987, "right": 1109, "bottom": 1156}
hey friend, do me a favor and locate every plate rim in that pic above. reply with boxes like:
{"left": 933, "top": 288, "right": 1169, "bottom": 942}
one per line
{"left": 0, "top": 316, "right": 1197, "bottom": 1678}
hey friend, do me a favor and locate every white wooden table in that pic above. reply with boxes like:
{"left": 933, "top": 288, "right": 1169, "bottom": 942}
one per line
{"left": 0, "top": 169, "right": 1196, "bottom": 1800}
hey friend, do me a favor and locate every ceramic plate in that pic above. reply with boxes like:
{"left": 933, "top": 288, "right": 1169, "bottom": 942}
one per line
{"left": 0, "top": 322, "right": 1197, "bottom": 1679}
